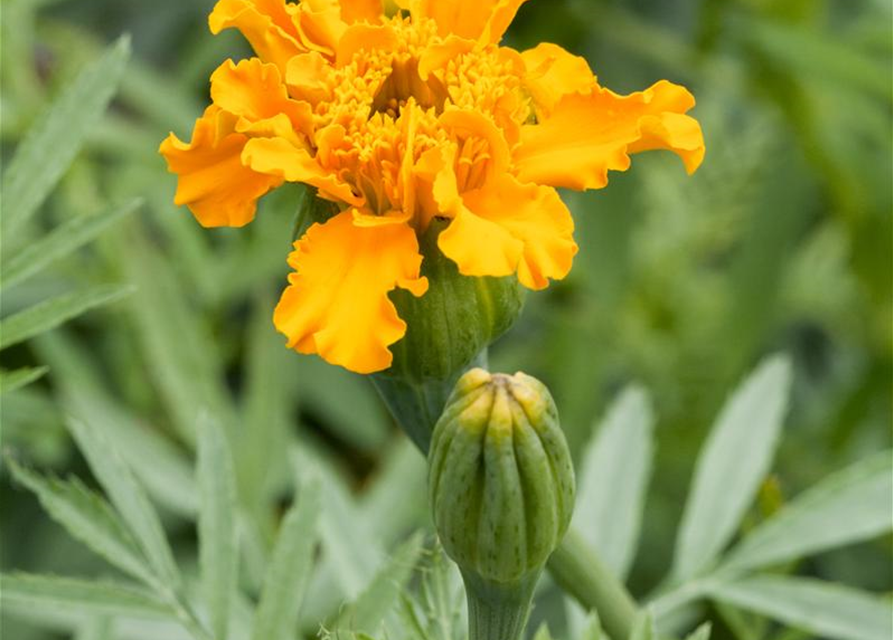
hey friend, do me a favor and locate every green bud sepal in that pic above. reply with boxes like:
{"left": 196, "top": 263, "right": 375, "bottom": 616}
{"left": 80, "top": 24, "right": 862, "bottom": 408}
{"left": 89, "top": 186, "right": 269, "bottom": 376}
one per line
{"left": 428, "top": 369, "right": 575, "bottom": 640}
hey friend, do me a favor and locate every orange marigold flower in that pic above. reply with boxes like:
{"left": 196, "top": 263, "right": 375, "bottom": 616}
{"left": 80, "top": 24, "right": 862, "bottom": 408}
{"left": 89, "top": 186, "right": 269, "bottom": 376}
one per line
{"left": 160, "top": 0, "right": 705, "bottom": 374}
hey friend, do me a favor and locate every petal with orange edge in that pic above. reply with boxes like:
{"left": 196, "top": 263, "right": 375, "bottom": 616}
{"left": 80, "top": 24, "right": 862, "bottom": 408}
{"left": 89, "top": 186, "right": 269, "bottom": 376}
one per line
{"left": 209, "top": 0, "right": 303, "bottom": 71}
{"left": 439, "top": 174, "right": 576, "bottom": 290}
{"left": 242, "top": 136, "right": 364, "bottom": 206}
{"left": 339, "top": 0, "right": 384, "bottom": 23}
{"left": 514, "top": 80, "right": 706, "bottom": 190}
{"left": 294, "top": 0, "right": 348, "bottom": 57}
{"left": 159, "top": 107, "right": 283, "bottom": 228}
{"left": 273, "top": 210, "right": 428, "bottom": 373}
{"left": 521, "top": 42, "right": 595, "bottom": 116}
{"left": 414, "top": 0, "right": 528, "bottom": 44}
{"left": 210, "top": 58, "right": 314, "bottom": 137}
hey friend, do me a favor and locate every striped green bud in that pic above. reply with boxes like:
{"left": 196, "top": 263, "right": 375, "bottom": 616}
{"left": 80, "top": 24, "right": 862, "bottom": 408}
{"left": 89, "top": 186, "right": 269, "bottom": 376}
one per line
{"left": 428, "top": 368, "right": 575, "bottom": 640}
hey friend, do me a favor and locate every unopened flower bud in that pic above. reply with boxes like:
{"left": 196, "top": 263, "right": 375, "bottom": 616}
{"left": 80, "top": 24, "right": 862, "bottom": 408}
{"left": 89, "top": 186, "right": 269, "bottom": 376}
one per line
{"left": 428, "top": 368, "right": 575, "bottom": 640}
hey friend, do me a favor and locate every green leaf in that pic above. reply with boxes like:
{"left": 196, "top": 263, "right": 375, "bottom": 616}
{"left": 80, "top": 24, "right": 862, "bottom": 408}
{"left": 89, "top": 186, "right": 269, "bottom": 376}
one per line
{"left": 672, "top": 355, "right": 792, "bottom": 580}
{"left": 250, "top": 477, "right": 322, "bottom": 640}
{"left": 0, "top": 366, "right": 48, "bottom": 394}
{"left": 573, "top": 385, "right": 655, "bottom": 580}
{"left": 708, "top": 576, "right": 890, "bottom": 640}
{"left": 580, "top": 612, "right": 604, "bottom": 640}
{"left": 66, "top": 416, "right": 181, "bottom": 590}
{"left": 1, "top": 198, "right": 140, "bottom": 291}
{"left": 0, "top": 284, "right": 133, "bottom": 350}
{"left": 684, "top": 623, "right": 711, "bottom": 640}
{"left": 0, "top": 573, "right": 171, "bottom": 620}
{"left": 75, "top": 617, "right": 113, "bottom": 640}
{"left": 722, "top": 451, "right": 893, "bottom": 572}
{"left": 0, "top": 36, "right": 131, "bottom": 240}
{"left": 6, "top": 456, "right": 153, "bottom": 585}
{"left": 117, "top": 226, "right": 234, "bottom": 446}
{"left": 335, "top": 532, "right": 425, "bottom": 635}
{"left": 57, "top": 381, "right": 197, "bottom": 517}
{"left": 629, "top": 610, "right": 656, "bottom": 640}
{"left": 533, "top": 624, "right": 555, "bottom": 640}
{"left": 197, "top": 415, "right": 238, "bottom": 640}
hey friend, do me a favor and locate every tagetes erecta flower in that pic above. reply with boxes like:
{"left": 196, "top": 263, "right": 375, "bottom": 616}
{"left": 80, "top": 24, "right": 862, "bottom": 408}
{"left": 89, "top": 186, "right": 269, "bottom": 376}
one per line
{"left": 160, "top": 0, "right": 705, "bottom": 374}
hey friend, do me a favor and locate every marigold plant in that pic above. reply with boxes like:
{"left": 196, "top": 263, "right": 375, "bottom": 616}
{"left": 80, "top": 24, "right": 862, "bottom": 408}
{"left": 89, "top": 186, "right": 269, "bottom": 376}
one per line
{"left": 159, "top": 0, "right": 705, "bottom": 375}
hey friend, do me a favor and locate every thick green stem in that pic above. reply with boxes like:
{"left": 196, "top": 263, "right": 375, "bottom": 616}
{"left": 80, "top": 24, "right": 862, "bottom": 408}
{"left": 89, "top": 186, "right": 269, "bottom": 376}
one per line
{"left": 547, "top": 528, "right": 639, "bottom": 640}
{"left": 463, "top": 570, "right": 539, "bottom": 640}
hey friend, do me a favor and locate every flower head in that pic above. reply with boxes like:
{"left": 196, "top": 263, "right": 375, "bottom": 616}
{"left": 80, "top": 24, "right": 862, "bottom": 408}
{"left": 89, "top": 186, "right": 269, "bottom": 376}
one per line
{"left": 160, "top": 0, "right": 705, "bottom": 374}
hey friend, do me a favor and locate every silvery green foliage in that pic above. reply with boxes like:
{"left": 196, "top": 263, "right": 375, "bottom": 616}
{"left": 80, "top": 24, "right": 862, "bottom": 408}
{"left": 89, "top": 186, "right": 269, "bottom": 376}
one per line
{"left": 0, "top": 37, "right": 137, "bottom": 394}
{"left": 570, "top": 354, "right": 892, "bottom": 640}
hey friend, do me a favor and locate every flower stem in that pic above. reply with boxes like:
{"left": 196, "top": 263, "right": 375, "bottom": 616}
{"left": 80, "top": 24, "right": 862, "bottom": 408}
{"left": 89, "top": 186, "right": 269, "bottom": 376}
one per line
{"left": 547, "top": 528, "right": 639, "bottom": 640}
{"left": 462, "top": 570, "right": 539, "bottom": 640}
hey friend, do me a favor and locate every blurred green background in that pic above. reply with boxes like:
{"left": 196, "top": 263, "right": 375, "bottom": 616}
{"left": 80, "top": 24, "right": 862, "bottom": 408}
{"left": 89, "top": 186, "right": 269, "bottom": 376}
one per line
{"left": 1, "top": 0, "right": 891, "bottom": 639}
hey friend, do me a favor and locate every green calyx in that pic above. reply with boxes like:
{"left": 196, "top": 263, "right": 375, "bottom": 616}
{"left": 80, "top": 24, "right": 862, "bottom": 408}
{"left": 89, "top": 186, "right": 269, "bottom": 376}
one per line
{"left": 386, "top": 219, "right": 526, "bottom": 385}
{"left": 428, "top": 369, "right": 575, "bottom": 640}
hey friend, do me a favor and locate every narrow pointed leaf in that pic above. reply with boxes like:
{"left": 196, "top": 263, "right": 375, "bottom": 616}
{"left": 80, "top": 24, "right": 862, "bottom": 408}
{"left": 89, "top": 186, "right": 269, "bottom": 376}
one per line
{"left": 6, "top": 456, "right": 153, "bottom": 585}
{"left": 722, "top": 451, "right": 893, "bottom": 572}
{"left": 250, "top": 478, "right": 321, "bottom": 640}
{"left": 573, "top": 386, "right": 655, "bottom": 579}
{"left": 1, "top": 199, "right": 140, "bottom": 291}
{"left": 197, "top": 415, "right": 238, "bottom": 640}
{"left": 335, "top": 533, "right": 425, "bottom": 635}
{"left": 673, "top": 355, "right": 792, "bottom": 580}
{"left": 709, "top": 576, "right": 890, "bottom": 640}
{"left": 66, "top": 417, "right": 180, "bottom": 589}
{"left": 0, "top": 573, "right": 171, "bottom": 620}
{"left": 1, "top": 36, "right": 131, "bottom": 240}
{"left": 0, "top": 285, "right": 133, "bottom": 350}
{"left": 0, "top": 366, "right": 49, "bottom": 394}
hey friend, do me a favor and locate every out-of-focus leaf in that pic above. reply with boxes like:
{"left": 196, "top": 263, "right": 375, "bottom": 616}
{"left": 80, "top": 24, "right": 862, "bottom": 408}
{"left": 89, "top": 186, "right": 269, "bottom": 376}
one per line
{"left": 6, "top": 456, "right": 153, "bottom": 585}
{"left": 359, "top": 437, "right": 428, "bottom": 544}
{"left": 66, "top": 416, "right": 181, "bottom": 589}
{"left": 0, "top": 285, "right": 133, "bottom": 350}
{"left": 37, "top": 333, "right": 198, "bottom": 517}
{"left": 75, "top": 617, "right": 113, "bottom": 640}
{"left": 335, "top": 533, "right": 424, "bottom": 635}
{"left": 238, "top": 295, "right": 292, "bottom": 511}
{"left": 722, "top": 451, "right": 893, "bottom": 572}
{"left": 684, "top": 623, "right": 712, "bottom": 640}
{"left": 117, "top": 227, "right": 234, "bottom": 446}
{"left": 197, "top": 415, "right": 238, "bottom": 640}
{"left": 672, "top": 356, "right": 792, "bottom": 580}
{"left": 708, "top": 576, "right": 890, "bottom": 640}
{"left": 250, "top": 477, "right": 321, "bottom": 640}
{"left": 533, "top": 624, "right": 555, "bottom": 640}
{"left": 292, "top": 356, "right": 391, "bottom": 453}
{"left": 291, "top": 445, "right": 381, "bottom": 600}
{"left": 580, "top": 612, "right": 604, "bottom": 640}
{"left": 629, "top": 610, "right": 656, "bottom": 640}
{"left": 0, "top": 573, "right": 171, "bottom": 620}
{"left": 0, "top": 199, "right": 140, "bottom": 291}
{"left": 573, "top": 385, "right": 655, "bottom": 580}
{"left": 739, "top": 17, "right": 891, "bottom": 101}
{"left": 0, "top": 366, "right": 48, "bottom": 395}
{"left": 0, "top": 36, "right": 130, "bottom": 240}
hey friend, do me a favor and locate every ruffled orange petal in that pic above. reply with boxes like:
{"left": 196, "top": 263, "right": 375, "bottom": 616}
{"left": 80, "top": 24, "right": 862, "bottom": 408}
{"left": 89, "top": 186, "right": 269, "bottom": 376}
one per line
{"left": 210, "top": 58, "right": 314, "bottom": 139}
{"left": 209, "top": 0, "right": 303, "bottom": 71}
{"left": 438, "top": 174, "right": 576, "bottom": 290}
{"left": 412, "top": 0, "right": 528, "bottom": 44}
{"left": 339, "top": 0, "right": 384, "bottom": 23}
{"left": 285, "top": 51, "right": 335, "bottom": 103}
{"left": 241, "top": 136, "right": 363, "bottom": 206}
{"left": 273, "top": 210, "right": 428, "bottom": 373}
{"left": 336, "top": 22, "right": 399, "bottom": 66}
{"left": 294, "top": 0, "right": 348, "bottom": 57}
{"left": 521, "top": 42, "right": 595, "bottom": 116}
{"left": 159, "top": 107, "right": 282, "bottom": 228}
{"left": 514, "top": 80, "right": 706, "bottom": 190}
